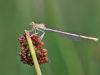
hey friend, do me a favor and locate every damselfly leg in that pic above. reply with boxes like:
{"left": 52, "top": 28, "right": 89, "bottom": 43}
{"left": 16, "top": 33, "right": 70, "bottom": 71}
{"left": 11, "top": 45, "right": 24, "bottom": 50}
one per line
{"left": 38, "top": 29, "right": 45, "bottom": 40}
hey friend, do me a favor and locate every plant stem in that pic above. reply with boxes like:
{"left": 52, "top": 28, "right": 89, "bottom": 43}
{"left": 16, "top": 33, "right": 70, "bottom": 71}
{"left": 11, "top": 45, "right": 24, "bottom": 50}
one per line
{"left": 25, "top": 30, "right": 42, "bottom": 75}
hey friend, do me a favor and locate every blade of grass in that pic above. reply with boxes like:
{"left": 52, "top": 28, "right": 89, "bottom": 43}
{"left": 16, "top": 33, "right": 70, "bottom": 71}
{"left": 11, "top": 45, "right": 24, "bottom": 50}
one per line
{"left": 25, "top": 30, "right": 42, "bottom": 75}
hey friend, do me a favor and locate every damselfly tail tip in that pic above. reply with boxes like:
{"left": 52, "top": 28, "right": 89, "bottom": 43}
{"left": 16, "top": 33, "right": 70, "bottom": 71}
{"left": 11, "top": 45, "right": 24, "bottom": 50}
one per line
{"left": 94, "top": 38, "right": 99, "bottom": 42}
{"left": 90, "top": 37, "right": 99, "bottom": 42}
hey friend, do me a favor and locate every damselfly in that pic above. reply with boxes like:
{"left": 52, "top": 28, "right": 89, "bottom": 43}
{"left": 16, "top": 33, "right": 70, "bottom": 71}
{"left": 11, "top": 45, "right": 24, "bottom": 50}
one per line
{"left": 29, "top": 22, "right": 98, "bottom": 42}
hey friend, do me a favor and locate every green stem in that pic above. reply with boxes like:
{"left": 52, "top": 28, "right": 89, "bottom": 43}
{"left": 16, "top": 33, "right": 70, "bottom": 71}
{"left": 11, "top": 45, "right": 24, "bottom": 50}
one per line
{"left": 25, "top": 30, "right": 42, "bottom": 75}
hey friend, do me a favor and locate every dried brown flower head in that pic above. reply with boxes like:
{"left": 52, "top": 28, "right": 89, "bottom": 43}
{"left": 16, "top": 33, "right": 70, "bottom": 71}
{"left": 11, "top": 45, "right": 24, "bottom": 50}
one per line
{"left": 18, "top": 33, "right": 48, "bottom": 66}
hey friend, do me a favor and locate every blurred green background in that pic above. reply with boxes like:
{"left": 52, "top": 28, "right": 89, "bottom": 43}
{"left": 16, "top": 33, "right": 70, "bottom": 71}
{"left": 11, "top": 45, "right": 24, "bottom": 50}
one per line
{"left": 0, "top": 0, "right": 100, "bottom": 75}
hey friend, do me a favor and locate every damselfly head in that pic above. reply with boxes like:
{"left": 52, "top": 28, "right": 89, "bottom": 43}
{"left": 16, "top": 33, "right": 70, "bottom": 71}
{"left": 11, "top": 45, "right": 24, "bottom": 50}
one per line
{"left": 30, "top": 22, "right": 46, "bottom": 30}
